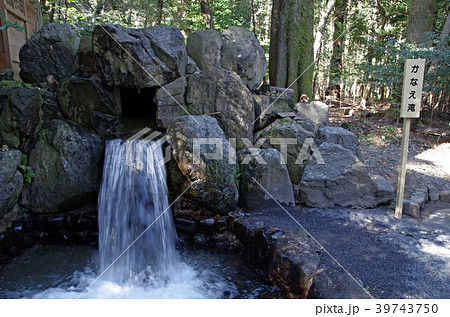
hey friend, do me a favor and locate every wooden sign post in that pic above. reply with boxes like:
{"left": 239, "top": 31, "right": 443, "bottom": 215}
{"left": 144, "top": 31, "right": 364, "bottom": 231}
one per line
{"left": 395, "top": 59, "right": 425, "bottom": 219}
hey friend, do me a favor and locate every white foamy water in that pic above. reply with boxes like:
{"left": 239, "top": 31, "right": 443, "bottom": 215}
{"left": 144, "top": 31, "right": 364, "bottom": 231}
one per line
{"left": 1, "top": 139, "right": 277, "bottom": 299}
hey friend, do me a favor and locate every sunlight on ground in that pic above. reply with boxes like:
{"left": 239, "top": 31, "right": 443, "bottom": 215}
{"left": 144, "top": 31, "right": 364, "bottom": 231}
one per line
{"left": 419, "top": 235, "right": 450, "bottom": 273}
{"left": 408, "top": 143, "right": 450, "bottom": 177}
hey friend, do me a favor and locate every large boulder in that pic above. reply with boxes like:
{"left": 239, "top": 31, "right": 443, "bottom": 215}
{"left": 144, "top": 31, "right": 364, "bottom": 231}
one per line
{"left": 186, "top": 67, "right": 254, "bottom": 147}
{"left": 294, "top": 101, "right": 329, "bottom": 128}
{"left": 167, "top": 116, "right": 238, "bottom": 215}
{"left": 19, "top": 23, "right": 80, "bottom": 84}
{"left": 0, "top": 88, "right": 42, "bottom": 150}
{"left": 154, "top": 76, "right": 186, "bottom": 129}
{"left": 0, "top": 149, "right": 23, "bottom": 218}
{"left": 255, "top": 118, "right": 315, "bottom": 184}
{"left": 221, "top": 27, "right": 266, "bottom": 91}
{"left": 317, "top": 126, "right": 360, "bottom": 155}
{"left": 186, "top": 30, "right": 222, "bottom": 70}
{"left": 78, "top": 36, "right": 96, "bottom": 77}
{"left": 93, "top": 24, "right": 187, "bottom": 88}
{"left": 238, "top": 148, "right": 294, "bottom": 211}
{"left": 253, "top": 94, "right": 294, "bottom": 131}
{"left": 299, "top": 143, "right": 393, "bottom": 208}
{"left": 1, "top": 81, "right": 31, "bottom": 116}
{"left": 21, "top": 120, "right": 103, "bottom": 213}
{"left": 57, "top": 77, "right": 120, "bottom": 134}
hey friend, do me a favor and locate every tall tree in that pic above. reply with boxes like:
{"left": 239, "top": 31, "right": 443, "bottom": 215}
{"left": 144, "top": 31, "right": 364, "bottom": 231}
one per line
{"left": 406, "top": 0, "right": 434, "bottom": 44}
{"left": 200, "top": 0, "right": 214, "bottom": 29}
{"left": 156, "top": 0, "right": 164, "bottom": 25}
{"left": 269, "top": 0, "right": 314, "bottom": 99}
{"left": 329, "top": 0, "right": 347, "bottom": 86}
{"left": 314, "top": 0, "right": 337, "bottom": 62}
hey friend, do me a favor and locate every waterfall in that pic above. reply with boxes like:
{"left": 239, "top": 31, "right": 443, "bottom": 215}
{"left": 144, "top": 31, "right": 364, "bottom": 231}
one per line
{"left": 5, "top": 139, "right": 274, "bottom": 299}
{"left": 98, "top": 139, "right": 177, "bottom": 286}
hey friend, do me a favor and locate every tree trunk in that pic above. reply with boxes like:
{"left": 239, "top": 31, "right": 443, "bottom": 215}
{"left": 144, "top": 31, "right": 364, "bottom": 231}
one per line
{"left": 269, "top": 0, "right": 314, "bottom": 100}
{"left": 407, "top": 0, "right": 434, "bottom": 131}
{"left": 263, "top": 1, "right": 272, "bottom": 42}
{"left": 406, "top": 0, "right": 434, "bottom": 45}
{"left": 156, "top": 0, "right": 164, "bottom": 25}
{"left": 251, "top": 0, "right": 257, "bottom": 36}
{"left": 314, "top": 0, "right": 337, "bottom": 62}
{"left": 200, "top": 0, "right": 214, "bottom": 29}
{"left": 49, "top": 0, "right": 57, "bottom": 23}
{"left": 329, "top": 0, "right": 346, "bottom": 86}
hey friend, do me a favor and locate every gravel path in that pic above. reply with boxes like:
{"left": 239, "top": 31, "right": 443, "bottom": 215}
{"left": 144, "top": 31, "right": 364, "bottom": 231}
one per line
{"left": 251, "top": 203, "right": 450, "bottom": 299}
{"left": 360, "top": 142, "right": 450, "bottom": 197}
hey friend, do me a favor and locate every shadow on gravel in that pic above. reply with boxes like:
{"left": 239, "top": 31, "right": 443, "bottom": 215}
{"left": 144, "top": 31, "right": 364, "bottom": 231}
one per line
{"left": 253, "top": 204, "right": 450, "bottom": 299}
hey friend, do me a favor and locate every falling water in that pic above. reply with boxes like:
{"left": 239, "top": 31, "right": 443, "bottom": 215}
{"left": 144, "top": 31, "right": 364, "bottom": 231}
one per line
{"left": 98, "top": 139, "right": 177, "bottom": 286}
{"left": 0, "top": 138, "right": 279, "bottom": 299}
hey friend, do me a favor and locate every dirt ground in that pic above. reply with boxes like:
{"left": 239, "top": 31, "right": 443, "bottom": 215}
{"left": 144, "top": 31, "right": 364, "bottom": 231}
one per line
{"left": 327, "top": 98, "right": 450, "bottom": 196}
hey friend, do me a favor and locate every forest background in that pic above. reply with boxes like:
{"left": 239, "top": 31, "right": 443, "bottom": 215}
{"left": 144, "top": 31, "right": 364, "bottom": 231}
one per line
{"left": 14, "top": 0, "right": 450, "bottom": 118}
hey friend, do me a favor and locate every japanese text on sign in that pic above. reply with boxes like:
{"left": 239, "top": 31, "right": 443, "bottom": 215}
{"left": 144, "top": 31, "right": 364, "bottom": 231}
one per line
{"left": 401, "top": 59, "right": 425, "bottom": 118}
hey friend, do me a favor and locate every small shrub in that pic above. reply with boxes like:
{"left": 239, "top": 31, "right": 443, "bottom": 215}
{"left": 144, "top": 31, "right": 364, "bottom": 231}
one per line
{"left": 18, "top": 154, "right": 35, "bottom": 185}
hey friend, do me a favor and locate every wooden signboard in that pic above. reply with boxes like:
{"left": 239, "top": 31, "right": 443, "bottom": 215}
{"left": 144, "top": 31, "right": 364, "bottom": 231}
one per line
{"left": 395, "top": 59, "right": 425, "bottom": 219}
{"left": 400, "top": 59, "right": 425, "bottom": 118}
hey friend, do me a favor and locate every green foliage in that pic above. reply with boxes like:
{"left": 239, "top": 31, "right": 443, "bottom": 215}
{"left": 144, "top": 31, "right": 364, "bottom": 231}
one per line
{"left": 0, "top": 80, "right": 36, "bottom": 90}
{"left": 0, "top": 13, "right": 26, "bottom": 31}
{"left": 233, "top": 170, "right": 241, "bottom": 191}
{"left": 341, "top": 122, "right": 356, "bottom": 131}
{"left": 18, "top": 154, "right": 35, "bottom": 186}
{"left": 355, "top": 33, "right": 450, "bottom": 105}
{"left": 381, "top": 125, "right": 395, "bottom": 134}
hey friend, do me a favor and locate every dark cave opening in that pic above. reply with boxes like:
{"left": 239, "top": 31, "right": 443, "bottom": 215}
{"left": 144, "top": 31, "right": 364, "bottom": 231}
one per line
{"left": 120, "top": 87, "right": 158, "bottom": 120}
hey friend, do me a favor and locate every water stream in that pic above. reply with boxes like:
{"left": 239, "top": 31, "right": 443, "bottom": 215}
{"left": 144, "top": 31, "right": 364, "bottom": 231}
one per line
{"left": 0, "top": 139, "right": 279, "bottom": 299}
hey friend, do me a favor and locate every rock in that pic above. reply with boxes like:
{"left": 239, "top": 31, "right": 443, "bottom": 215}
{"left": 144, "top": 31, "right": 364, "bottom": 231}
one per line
{"left": 255, "top": 118, "right": 315, "bottom": 184}
{"left": 310, "top": 269, "right": 372, "bottom": 299}
{"left": 427, "top": 184, "right": 439, "bottom": 202}
{"left": 294, "top": 101, "right": 329, "bottom": 128}
{"left": 154, "top": 76, "right": 186, "bottom": 129}
{"left": 186, "top": 29, "right": 222, "bottom": 70}
{"left": 0, "top": 171, "right": 23, "bottom": 218}
{"left": 57, "top": 77, "right": 120, "bottom": 134}
{"left": 78, "top": 36, "right": 96, "bottom": 77}
{"left": 253, "top": 94, "right": 294, "bottom": 130}
{"left": 410, "top": 190, "right": 428, "bottom": 209}
{"left": 0, "top": 88, "right": 42, "bottom": 150}
{"left": 233, "top": 216, "right": 279, "bottom": 267}
{"left": 269, "top": 230, "right": 321, "bottom": 299}
{"left": 293, "top": 117, "right": 316, "bottom": 133}
{"left": 186, "top": 56, "right": 199, "bottom": 75}
{"left": 370, "top": 175, "right": 395, "bottom": 205}
{"left": 0, "top": 81, "right": 26, "bottom": 115}
{"left": 19, "top": 23, "right": 80, "bottom": 84}
{"left": 0, "top": 150, "right": 23, "bottom": 218}
{"left": 221, "top": 26, "right": 266, "bottom": 91}
{"left": 21, "top": 119, "right": 103, "bottom": 213}
{"left": 439, "top": 191, "right": 450, "bottom": 203}
{"left": 318, "top": 126, "right": 360, "bottom": 155}
{"left": 40, "top": 90, "right": 63, "bottom": 122}
{"left": 198, "top": 218, "right": 215, "bottom": 235}
{"left": 167, "top": 115, "right": 238, "bottom": 215}
{"left": 215, "top": 218, "right": 228, "bottom": 232}
{"left": 402, "top": 199, "right": 421, "bottom": 219}
{"left": 93, "top": 24, "right": 187, "bottom": 88}
{"left": 174, "top": 218, "right": 196, "bottom": 236}
{"left": 238, "top": 148, "right": 295, "bottom": 211}
{"left": 186, "top": 67, "right": 254, "bottom": 147}
{"left": 0, "top": 149, "right": 21, "bottom": 185}
{"left": 267, "top": 86, "right": 295, "bottom": 100}
{"left": 299, "top": 143, "right": 390, "bottom": 208}
{"left": 0, "top": 68, "right": 14, "bottom": 81}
